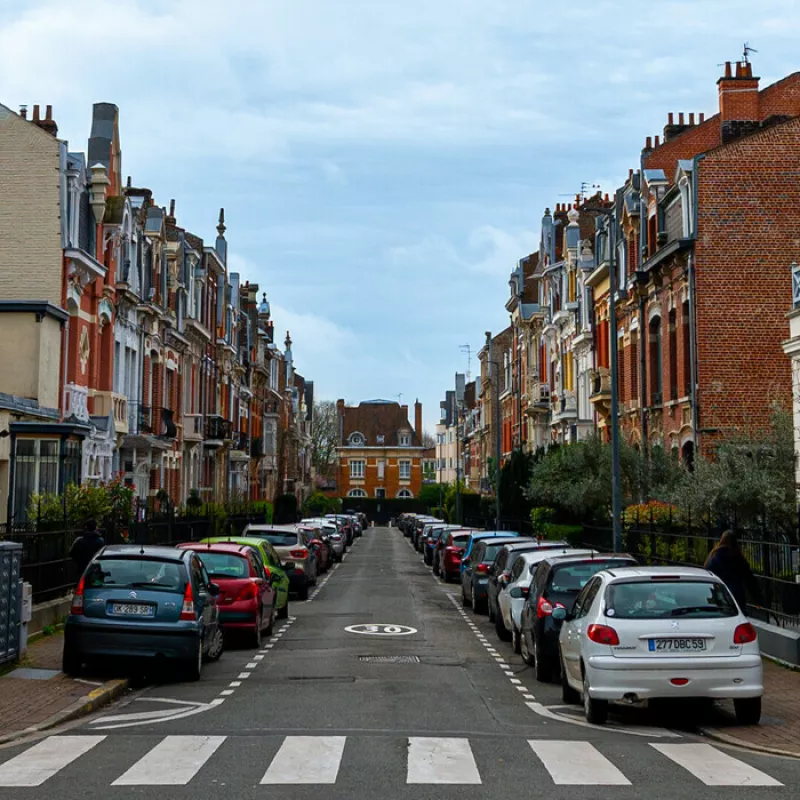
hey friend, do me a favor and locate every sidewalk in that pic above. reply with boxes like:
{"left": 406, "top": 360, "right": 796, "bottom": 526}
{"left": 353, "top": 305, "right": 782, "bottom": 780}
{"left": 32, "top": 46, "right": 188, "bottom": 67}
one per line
{"left": 701, "top": 659, "right": 800, "bottom": 757}
{"left": 0, "top": 631, "right": 128, "bottom": 744}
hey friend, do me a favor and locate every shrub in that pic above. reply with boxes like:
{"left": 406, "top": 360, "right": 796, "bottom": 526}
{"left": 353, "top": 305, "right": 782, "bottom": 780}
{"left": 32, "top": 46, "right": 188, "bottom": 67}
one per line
{"left": 302, "top": 492, "right": 338, "bottom": 517}
{"left": 622, "top": 500, "right": 680, "bottom": 530}
{"left": 530, "top": 507, "right": 556, "bottom": 537}
{"left": 274, "top": 493, "right": 299, "bottom": 524}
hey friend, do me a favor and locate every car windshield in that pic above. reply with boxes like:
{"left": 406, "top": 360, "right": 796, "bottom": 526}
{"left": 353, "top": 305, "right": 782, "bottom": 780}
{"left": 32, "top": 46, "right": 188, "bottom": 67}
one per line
{"left": 482, "top": 543, "right": 506, "bottom": 562}
{"left": 86, "top": 558, "right": 185, "bottom": 592}
{"left": 549, "top": 560, "right": 635, "bottom": 593}
{"left": 249, "top": 531, "right": 299, "bottom": 547}
{"left": 606, "top": 580, "right": 738, "bottom": 618}
{"left": 197, "top": 552, "right": 249, "bottom": 578}
{"left": 450, "top": 535, "right": 469, "bottom": 546}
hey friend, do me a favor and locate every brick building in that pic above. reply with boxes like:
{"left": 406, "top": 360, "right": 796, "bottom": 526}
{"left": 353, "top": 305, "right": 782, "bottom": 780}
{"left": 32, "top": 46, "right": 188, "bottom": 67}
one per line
{"left": 334, "top": 399, "right": 425, "bottom": 499}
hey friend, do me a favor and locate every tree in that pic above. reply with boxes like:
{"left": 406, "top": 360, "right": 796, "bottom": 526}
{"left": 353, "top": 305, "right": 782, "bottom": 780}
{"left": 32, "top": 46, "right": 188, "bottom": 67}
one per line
{"left": 422, "top": 430, "right": 436, "bottom": 448}
{"left": 311, "top": 400, "right": 339, "bottom": 479}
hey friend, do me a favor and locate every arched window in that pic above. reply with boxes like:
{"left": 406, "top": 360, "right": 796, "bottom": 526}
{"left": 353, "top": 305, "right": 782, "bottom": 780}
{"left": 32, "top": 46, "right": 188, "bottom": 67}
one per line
{"left": 348, "top": 432, "right": 365, "bottom": 446}
{"left": 347, "top": 488, "right": 367, "bottom": 498}
{"left": 648, "top": 314, "right": 662, "bottom": 405}
{"left": 396, "top": 489, "right": 413, "bottom": 499}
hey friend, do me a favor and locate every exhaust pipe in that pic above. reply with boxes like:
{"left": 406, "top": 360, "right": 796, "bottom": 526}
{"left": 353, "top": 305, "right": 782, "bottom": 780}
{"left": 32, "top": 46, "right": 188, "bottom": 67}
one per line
{"left": 622, "top": 692, "right": 639, "bottom": 704}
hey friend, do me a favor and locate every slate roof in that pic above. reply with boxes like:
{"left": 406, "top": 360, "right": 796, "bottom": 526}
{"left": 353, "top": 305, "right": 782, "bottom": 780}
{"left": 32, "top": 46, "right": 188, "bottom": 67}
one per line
{"left": 340, "top": 401, "right": 421, "bottom": 447}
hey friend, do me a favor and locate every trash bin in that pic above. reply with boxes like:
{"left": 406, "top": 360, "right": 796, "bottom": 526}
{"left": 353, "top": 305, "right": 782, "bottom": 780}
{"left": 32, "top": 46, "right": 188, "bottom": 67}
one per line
{"left": 0, "top": 541, "right": 23, "bottom": 666}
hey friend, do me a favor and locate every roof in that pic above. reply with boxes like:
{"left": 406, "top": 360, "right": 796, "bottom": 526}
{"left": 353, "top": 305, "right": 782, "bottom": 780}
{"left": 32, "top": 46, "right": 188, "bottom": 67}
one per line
{"left": 175, "top": 541, "right": 253, "bottom": 556}
{"left": 339, "top": 400, "right": 422, "bottom": 447}
{"left": 185, "top": 231, "right": 204, "bottom": 253}
{"left": 99, "top": 545, "right": 185, "bottom": 561}
{"left": 603, "top": 565, "right": 717, "bottom": 581}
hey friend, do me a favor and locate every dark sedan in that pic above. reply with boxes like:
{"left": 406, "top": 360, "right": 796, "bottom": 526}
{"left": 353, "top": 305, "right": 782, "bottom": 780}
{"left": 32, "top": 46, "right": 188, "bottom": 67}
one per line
{"left": 461, "top": 536, "right": 521, "bottom": 614}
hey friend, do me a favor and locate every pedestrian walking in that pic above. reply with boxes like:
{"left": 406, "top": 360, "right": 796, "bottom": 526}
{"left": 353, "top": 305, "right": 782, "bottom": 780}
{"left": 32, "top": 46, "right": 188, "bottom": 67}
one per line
{"left": 704, "top": 530, "right": 762, "bottom": 612}
{"left": 69, "top": 519, "right": 105, "bottom": 579}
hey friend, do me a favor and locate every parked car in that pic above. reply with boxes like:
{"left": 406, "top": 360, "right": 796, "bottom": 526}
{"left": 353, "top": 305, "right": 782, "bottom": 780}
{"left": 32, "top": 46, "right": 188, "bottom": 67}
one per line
{"left": 459, "top": 531, "right": 519, "bottom": 577}
{"left": 497, "top": 547, "right": 589, "bottom": 652}
{"left": 461, "top": 536, "right": 522, "bottom": 613}
{"left": 62, "top": 545, "right": 224, "bottom": 681}
{"left": 202, "top": 536, "right": 291, "bottom": 618}
{"left": 412, "top": 517, "right": 439, "bottom": 550}
{"left": 520, "top": 552, "right": 638, "bottom": 681}
{"left": 438, "top": 529, "right": 474, "bottom": 582}
{"left": 326, "top": 514, "right": 354, "bottom": 545}
{"left": 301, "top": 518, "right": 344, "bottom": 562}
{"left": 297, "top": 524, "right": 333, "bottom": 573}
{"left": 176, "top": 542, "right": 276, "bottom": 647}
{"left": 557, "top": 565, "right": 764, "bottom": 725}
{"left": 486, "top": 539, "right": 562, "bottom": 623}
{"left": 244, "top": 525, "right": 318, "bottom": 600}
{"left": 424, "top": 525, "right": 459, "bottom": 567}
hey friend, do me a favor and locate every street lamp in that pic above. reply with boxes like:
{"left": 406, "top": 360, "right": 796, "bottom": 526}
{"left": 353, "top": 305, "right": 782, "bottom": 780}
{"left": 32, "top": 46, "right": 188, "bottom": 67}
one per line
{"left": 582, "top": 203, "right": 622, "bottom": 553}
{"left": 485, "top": 331, "right": 502, "bottom": 529}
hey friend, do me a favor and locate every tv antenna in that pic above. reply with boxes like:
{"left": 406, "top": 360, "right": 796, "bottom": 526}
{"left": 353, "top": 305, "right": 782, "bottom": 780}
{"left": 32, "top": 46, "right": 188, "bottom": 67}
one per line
{"left": 460, "top": 344, "right": 473, "bottom": 381}
{"left": 558, "top": 183, "right": 601, "bottom": 203}
{"left": 742, "top": 43, "right": 757, "bottom": 65}
{"left": 395, "top": 393, "right": 403, "bottom": 404}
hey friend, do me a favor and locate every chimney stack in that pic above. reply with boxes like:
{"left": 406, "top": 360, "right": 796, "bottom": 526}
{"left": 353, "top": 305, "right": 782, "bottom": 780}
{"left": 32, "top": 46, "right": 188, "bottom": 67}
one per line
{"left": 689, "top": 112, "right": 695, "bottom": 125}
{"left": 30, "top": 103, "right": 58, "bottom": 136}
{"left": 414, "top": 400, "right": 423, "bottom": 444}
{"left": 19, "top": 105, "right": 27, "bottom": 119}
{"left": 166, "top": 199, "right": 176, "bottom": 224}
{"left": 718, "top": 58, "right": 760, "bottom": 142}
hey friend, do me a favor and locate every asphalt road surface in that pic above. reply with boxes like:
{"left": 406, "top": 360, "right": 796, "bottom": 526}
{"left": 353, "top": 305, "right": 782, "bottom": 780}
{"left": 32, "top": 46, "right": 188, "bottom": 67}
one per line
{"left": 1, "top": 526, "right": 798, "bottom": 799}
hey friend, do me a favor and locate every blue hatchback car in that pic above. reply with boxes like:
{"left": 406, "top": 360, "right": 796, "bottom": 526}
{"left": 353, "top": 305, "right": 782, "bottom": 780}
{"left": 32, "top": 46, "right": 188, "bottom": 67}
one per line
{"left": 63, "top": 545, "right": 224, "bottom": 681}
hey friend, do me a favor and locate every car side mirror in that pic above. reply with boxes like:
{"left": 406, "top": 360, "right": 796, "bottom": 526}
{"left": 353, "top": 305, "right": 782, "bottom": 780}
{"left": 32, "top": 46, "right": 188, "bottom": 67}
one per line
{"left": 552, "top": 606, "right": 568, "bottom": 621}
{"left": 509, "top": 587, "right": 523, "bottom": 599}
{"left": 208, "top": 582, "right": 220, "bottom": 597}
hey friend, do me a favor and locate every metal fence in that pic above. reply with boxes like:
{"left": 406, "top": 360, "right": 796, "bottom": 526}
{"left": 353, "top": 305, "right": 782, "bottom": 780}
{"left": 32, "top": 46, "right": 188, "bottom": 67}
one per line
{"left": 0, "top": 504, "right": 268, "bottom": 604}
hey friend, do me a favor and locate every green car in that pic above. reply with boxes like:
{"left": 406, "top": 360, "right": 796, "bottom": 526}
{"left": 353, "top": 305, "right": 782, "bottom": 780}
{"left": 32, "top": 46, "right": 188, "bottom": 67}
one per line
{"left": 201, "top": 536, "right": 291, "bottom": 619}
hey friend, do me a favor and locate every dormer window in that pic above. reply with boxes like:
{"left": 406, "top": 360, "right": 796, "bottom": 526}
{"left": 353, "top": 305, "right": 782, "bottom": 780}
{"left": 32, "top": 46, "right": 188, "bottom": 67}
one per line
{"left": 376, "top": 434, "right": 385, "bottom": 444}
{"left": 399, "top": 432, "right": 411, "bottom": 446}
{"left": 348, "top": 432, "right": 365, "bottom": 446}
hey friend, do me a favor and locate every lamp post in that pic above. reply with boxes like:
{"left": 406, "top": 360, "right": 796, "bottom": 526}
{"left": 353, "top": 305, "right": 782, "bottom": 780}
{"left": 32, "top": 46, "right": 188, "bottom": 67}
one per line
{"left": 486, "top": 331, "right": 502, "bottom": 529}
{"left": 583, "top": 204, "right": 622, "bottom": 552}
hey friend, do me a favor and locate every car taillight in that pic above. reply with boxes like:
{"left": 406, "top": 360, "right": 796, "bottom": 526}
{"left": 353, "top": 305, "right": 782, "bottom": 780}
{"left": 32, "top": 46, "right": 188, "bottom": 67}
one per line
{"left": 180, "top": 581, "right": 196, "bottom": 621}
{"left": 71, "top": 576, "right": 85, "bottom": 615}
{"left": 536, "top": 595, "right": 565, "bottom": 618}
{"left": 587, "top": 624, "right": 620, "bottom": 645}
{"left": 263, "top": 568, "right": 272, "bottom": 580}
{"left": 476, "top": 563, "right": 489, "bottom": 574}
{"left": 734, "top": 623, "right": 757, "bottom": 644}
{"left": 237, "top": 582, "right": 258, "bottom": 601}
{"left": 290, "top": 548, "right": 309, "bottom": 558}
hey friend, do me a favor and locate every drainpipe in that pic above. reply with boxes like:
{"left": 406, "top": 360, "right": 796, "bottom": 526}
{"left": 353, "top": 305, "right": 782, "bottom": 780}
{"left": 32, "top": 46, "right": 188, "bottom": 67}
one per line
{"left": 689, "top": 155, "right": 705, "bottom": 453}
{"left": 639, "top": 292, "right": 648, "bottom": 457}
{"left": 61, "top": 316, "right": 70, "bottom": 418}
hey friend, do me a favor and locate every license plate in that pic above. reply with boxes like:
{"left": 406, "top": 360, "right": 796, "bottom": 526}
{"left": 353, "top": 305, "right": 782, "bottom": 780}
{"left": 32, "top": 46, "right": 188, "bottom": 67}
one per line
{"left": 111, "top": 603, "right": 154, "bottom": 617}
{"left": 648, "top": 638, "right": 706, "bottom": 652}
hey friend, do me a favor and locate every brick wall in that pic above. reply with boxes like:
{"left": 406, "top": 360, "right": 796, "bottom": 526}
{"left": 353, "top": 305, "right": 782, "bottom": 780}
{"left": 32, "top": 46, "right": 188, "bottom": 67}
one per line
{"left": 694, "top": 118, "right": 800, "bottom": 437}
{"left": 0, "top": 108, "right": 63, "bottom": 306}
{"left": 337, "top": 448, "right": 424, "bottom": 498}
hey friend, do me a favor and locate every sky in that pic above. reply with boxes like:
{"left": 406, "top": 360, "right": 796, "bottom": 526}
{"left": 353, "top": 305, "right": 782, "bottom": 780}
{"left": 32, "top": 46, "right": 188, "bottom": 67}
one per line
{"left": 2, "top": 0, "right": 799, "bottom": 432}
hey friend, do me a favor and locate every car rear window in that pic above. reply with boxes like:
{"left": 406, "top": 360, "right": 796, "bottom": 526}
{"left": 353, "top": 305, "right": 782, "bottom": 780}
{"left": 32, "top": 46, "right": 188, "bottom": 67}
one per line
{"left": 197, "top": 552, "right": 249, "bottom": 578}
{"left": 548, "top": 560, "right": 635, "bottom": 593}
{"left": 250, "top": 531, "right": 299, "bottom": 547}
{"left": 451, "top": 534, "right": 469, "bottom": 546}
{"left": 606, "top": 580, "right": 738, "bottom": 619}
{"left": 86, "top": 558, "right": 186, "bottom": 591}
{"left": 482, "top": 543, "right": 506, "bottom": 562}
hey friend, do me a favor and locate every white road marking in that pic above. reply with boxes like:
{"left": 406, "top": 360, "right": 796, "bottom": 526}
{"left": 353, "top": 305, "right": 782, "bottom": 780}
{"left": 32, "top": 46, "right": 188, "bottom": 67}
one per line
{"left": 113, "top": 735, "right": 225, "bottom": 785}
{"left": 90, "top": 699, "right": 225, "bottom": 731}
{"left": 0, "top": 736, "right": 105, "bottom": 786}
{"left": 219, "top": 690, "right": 234, "bottom": 696}
{"left": 407, "top": 738, "right": 481, "bottom": 785}
{"left": 237, "top": 672, "right": 251, "bottom": 679}
{"left": 246, "top": 662, "right": 258, "bottom": 668}
{"left": 530, "top": 740, "right": 630, "bottom": 785}
{"left": 261, "top": 736, "right": 346, "bottom": 784}
{"left": 523, "top": 694, "right": 536, "bottom": 700}
{"left": 651, "top": 744, "right": 782, "bottom": 786}
{"left": 253, "top": 655, "right": 264, "bottom": 661}
{"left": 230, "top": 681, "right": 242, "bottom": 687}
{"left": 510, "top": 679, "right": 522, "bottom": 685}
{"left": 526, "top": 702, "right": 681, "bottom": 738}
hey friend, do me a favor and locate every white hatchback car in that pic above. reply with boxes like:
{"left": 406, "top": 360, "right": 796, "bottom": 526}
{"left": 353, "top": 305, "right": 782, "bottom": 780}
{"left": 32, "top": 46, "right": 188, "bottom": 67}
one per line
{"left": 497, "top": 548, "right": 592, "bottom": 651}
{"left": 556, "top": 566, "right": 763, "bottom": 725}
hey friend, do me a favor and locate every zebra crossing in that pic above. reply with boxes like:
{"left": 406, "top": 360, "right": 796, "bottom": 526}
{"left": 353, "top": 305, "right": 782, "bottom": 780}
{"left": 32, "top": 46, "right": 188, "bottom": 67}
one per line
{"left": 0, "top": 734, "right": 785, "bottom": 788}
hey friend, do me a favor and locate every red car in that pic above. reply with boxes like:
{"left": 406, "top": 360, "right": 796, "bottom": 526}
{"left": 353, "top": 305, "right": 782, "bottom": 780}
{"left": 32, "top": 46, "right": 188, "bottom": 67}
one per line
{"left": 298, "top": 524, "right": 332, "bottom": 573}
{"left": 176, "top": 542, "right": 276, "bottom": 647}
{"left": 439, "top": 530, "right": 473, "bottom": 583}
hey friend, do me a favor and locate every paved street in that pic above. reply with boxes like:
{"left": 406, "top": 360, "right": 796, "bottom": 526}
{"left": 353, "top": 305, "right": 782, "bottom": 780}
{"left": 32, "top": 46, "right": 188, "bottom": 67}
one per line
{"left": 0, "top": 526, "right": 798, "bottom": 798}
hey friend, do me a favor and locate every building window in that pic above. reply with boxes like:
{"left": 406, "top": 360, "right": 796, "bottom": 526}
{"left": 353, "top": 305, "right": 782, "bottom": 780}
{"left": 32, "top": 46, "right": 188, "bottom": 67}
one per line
{"left": 399, "top": 432, "right": 411, "bottom": 446}
{"left": 13, "top": 438, "right": 60, "bottom": 521}
{"left": 397, "top": 489, "right": 413, "bottom": 499}
{"left": 448, "top": 430, "right": 453, "bottom": 443}
{"left": 668, "top": 309, "right": 678, "bottom": 400}
{"left": 649, "top": 314, "right": 663, "bottom": 405}
{"left": 375, "top": 488, "right": 386, "bottom": 499}
{"left": 399, "top": 460, "right": 411, "bottom": 479}
{"left": 376, "top": 434, "right": 384, "bottom": 444}
{"left": 349, "top": 432, "right": 365, "bottom": 446}
{"left": 349, "top": 459, "right": 365, "bottom": 479}
{"left": 377, "top": 460, "right": 385, "bottom": 479}
{"left": 347, "top": 488, "right": 367, "bottom": 497}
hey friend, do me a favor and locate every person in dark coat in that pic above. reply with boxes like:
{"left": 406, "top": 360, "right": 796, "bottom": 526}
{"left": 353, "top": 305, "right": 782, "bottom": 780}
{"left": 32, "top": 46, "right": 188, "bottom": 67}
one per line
{"left": 704, "top": 531, "right": 762, "bottom": 612}
{"left": 69, "top": 519, "right": 105, "bottom": 578}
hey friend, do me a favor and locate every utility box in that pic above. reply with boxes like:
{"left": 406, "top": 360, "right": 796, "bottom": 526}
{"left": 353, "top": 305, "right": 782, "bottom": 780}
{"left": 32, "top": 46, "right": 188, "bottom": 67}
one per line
{"left": 0, "top": 541, "right": 23, "bottom": 666}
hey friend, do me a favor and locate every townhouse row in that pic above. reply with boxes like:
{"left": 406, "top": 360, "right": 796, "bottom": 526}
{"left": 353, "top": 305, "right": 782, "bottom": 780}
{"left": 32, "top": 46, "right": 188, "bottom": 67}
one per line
{"left": 436, "top": 58, "right": 800, "bottom": 490}
{"left": 0, "top": 101, "right": 314, "bottom": 524}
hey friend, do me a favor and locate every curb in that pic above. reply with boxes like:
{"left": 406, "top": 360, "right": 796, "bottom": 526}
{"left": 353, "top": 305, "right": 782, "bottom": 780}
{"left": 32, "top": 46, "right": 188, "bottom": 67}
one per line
{"left": 698, "top": 726, "right": 800, "bottom": 760}
{"left": 0, "top": 678, "right": 129, "bottom": 746}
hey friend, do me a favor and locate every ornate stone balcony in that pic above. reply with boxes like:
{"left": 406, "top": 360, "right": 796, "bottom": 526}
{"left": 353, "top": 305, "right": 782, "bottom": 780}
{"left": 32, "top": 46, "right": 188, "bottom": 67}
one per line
{"left": 93, "top": 391, "right": 129, "bottom": 434}
{"left": 65, "top": 383, "right": 89, "bottom": 423}
{"left": 183, "top": 413, "right": 203, "bottom": 442}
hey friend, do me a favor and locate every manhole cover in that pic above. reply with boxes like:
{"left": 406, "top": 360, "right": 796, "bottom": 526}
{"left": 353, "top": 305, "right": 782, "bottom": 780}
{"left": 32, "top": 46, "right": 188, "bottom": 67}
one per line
{"left": 359, "top": 655, "right": 420, "bottom": 664}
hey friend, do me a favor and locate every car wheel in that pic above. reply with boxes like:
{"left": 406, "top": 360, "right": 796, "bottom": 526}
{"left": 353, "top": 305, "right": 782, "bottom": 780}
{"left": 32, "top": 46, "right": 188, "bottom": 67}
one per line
{"left": 299, "top": 583, "right": 310, "bottom": 601}
{"left": 62, "top": 640, "right": 82, "bottom": 677}
{"left": 206, "top": 626, "right": 225, "bottom": 661}
{"left": 495, "top": 611, "right": 512, "bottom": 642}
{"left": 583, "top": 670, "right": 608, "bottom": 724}
{"left": 512, "top": 625, "right": 522, "bottom": 654}
{"left": 277, "top": 599, "right": 289, "bottom": 620}
{"left": 533, "top": 637, "right": 551, "bottom": 683}
{"left": 520, "top": 628, "right": 533, "bottom": 666}
{"left": 560, "top": 651, "right": 580, "bottom": 704}
{"left": 251, "top": 615, "right": 263, "bottom": 649}
{"left": 734, "top": 697, "right": 762, "bottom": 725}
{"left": 186, "top": 639, "right": 203, "bottom": 682}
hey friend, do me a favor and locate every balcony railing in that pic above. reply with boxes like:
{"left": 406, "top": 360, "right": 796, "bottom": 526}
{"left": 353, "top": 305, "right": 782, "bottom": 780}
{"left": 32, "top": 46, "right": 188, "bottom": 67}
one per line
{"left": 139, "top": 405, "right": 153, "bottom": 434}
{"left": 64, "top": 383, "right": 89, "bottom": 423}
{"left": 205, "top": 415, "right": 233, "bottom": 442}
{"left": 231, "top": 431, "right": 250, "bottom": 453}
{"left": 94, "top": 391, "right": 130, "bottom": 434}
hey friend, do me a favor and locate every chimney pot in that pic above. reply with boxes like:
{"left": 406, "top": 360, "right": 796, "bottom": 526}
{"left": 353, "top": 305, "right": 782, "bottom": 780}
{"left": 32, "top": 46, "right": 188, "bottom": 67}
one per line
{"left": 654, "top": 135, "right": 660, "bottom": 147}
{"left": 678, "top": 112, "right": 684, "bottom": 124}
{"left": 736, "top": 61, "right": 744, "bottom": 78}
{"left": 169, "top": 199, "right": 175, "bottom": 217}
{"left": 628, "top": 168, "right": 633, "bottom": 179}
{"left": 645, "top": 136, "right": 652, "bottom": 149}
{"left": 689, "top": 112, "right": 695, "bottom": 125}
{"left": 724, "top": 61, "right": 732, "bottom": 78}
{"left": 32, "top": 104, "right": 40, "bottom": 121}
{"left": 746, "top": 61, "right": 753, "bottom": 78}
{"left": 699, "top": 112, "right": 705, "bottom": 123}
{"left": 604, "top": 193, "right": 610, "bottom": 202}
{"left": 19, "top": 105, "right": 27, "bottom": 119}
{"left": 668, "top": 112, "right": 674, "bottom": 124}
{"left": 45, "top": 105, "right": 52, "bottom": 121}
